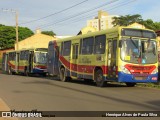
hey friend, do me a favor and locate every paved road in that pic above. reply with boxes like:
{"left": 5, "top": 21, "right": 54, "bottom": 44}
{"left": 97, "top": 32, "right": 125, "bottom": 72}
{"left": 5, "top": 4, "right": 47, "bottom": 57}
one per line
{"left": 0, "top": 73, "right": 160, "bottom": 120}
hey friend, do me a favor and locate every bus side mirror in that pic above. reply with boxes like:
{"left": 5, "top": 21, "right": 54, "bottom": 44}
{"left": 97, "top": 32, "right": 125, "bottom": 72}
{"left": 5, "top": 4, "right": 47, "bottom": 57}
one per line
{"left": 119, "top": 41, "right": 122, "bottom": 48}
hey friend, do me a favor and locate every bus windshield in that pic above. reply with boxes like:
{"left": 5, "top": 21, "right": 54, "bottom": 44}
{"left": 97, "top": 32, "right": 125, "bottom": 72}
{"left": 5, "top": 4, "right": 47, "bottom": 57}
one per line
{"left": 120, "top": 38, "right": 157, "bottom": 64}
{"left": 34, "top": 52, "right": 47, "bottom": 64}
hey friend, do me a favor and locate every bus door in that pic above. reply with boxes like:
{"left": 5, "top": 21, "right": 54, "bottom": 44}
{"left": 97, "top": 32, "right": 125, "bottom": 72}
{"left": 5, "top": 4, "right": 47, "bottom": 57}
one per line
{"left": 29, "top": 51, "right": 34, "bottom": 72}
{"left": 16, "top": 52, "right": 19, "bottom": 72}
{"left": 108, "top": 39, "right": 117, "bottom": 79}
{"left": 54, "top": 46, "right": 59, "bottom": 75}
{"left": 70, "top": 44, "right": 79, "bottom": 77}
{"left": 2, "top": 53, "right": 8, "bottom": 72}
{"left": 61, "top": 41, "right": 71, "bottom": 76}
{"left": 12, "top": 52, "right": 16, "bottom": 72}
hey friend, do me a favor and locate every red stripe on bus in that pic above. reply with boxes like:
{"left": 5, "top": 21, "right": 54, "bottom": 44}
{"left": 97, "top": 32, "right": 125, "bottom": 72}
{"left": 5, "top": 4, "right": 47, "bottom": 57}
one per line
{"left": 54, "top": 41, "right": 115, "bottom": 75}
{"left": 8, "top": 62, "right": 15, "bottom": 69}
{"left": 125, "top": 64, "right": 156, "bottom": 75}
{"left": 8, "top": 62, "right": 25, "bottom": 70}
{"left": 59, "top": 55, "right": 110, "bottom": 74}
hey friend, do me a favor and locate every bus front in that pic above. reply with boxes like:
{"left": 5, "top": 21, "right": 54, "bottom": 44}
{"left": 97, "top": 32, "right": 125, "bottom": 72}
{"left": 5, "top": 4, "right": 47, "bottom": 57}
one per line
{"left": 33, "top": 48, "right": 48, "bottom": 75}
{"left": 118, "top": 28, "right": 158, "bottom": 86}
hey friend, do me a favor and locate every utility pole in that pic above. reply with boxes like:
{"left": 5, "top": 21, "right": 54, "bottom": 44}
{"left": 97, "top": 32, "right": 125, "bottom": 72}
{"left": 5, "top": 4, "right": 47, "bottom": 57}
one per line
{"left": 1, "top": 9, "right": 19, "bottom": 50}
{"left": 15, "top": 11, "right": 19, "bottom": 50}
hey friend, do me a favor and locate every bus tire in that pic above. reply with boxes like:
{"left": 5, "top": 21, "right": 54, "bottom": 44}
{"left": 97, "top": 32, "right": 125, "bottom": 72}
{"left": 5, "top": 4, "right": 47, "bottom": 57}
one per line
{"left": 42, "top": 73, "right": 46, "bottom": 77}
{"left": 126, "top": 82, "right": 136, "bottom": 87}
{"left": 60, "top": 67, "right": 67, "bottom": 82}
{"left": 95, "top": 69, "right": 106, "bottom": 87}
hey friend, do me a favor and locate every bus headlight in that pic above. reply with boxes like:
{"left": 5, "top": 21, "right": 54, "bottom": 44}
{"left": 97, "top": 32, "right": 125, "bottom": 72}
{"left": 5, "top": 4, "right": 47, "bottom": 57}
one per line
{"left": 151, "top": 68, "right": 158, "bottom": 74}
{"left": 121, "top": 66, "right": 131, "bottom": 74}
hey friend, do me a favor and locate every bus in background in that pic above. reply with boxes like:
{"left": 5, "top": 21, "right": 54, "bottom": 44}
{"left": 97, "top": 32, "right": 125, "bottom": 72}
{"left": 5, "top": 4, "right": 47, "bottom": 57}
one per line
{"left": 2, "top": 48, "right": 48, "bottom": 76}
{"left": 47, "top": 26, "right": 158, "bottom": 87}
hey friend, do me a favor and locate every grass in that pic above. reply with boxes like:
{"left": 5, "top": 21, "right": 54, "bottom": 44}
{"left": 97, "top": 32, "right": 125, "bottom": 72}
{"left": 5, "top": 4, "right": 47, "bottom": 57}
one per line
{"left": 137, "top": 83, "right": 160, "bottom": 89}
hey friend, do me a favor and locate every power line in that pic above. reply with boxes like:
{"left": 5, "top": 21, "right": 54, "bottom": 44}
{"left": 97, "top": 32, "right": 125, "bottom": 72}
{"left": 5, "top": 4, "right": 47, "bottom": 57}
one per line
{"left": 38, "top": 0, "right": 119, "bottom": 29}
{"left": 19, "top": 0, "right": 89, "bottom": 25}
{"left": 64, "top": 0, "right": 137, "bottom": 25}
{"left": 48, "top": 0, "right": 136, "bottom": 31}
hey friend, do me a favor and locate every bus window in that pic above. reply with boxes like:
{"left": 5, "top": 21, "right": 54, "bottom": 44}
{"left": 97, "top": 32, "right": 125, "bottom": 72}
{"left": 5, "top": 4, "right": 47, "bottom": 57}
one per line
{"left": 79, "top": 39, "right": 82, "bottom": 54}
{"left": 34, "top": 52, "right": 47, "bottom": 64}
{"left": 94, "top": 35, "right": 106, "bottom": 54}
{"left": 120, "top": 38, "right": 157, "bottom": 64}
{"left": 113, "top": 40, "right": 117, "bottom": 59}
{"left": 9, "top": 52, "right": 16, "bottom": 60}
{"left": 62, "top": 41, "right": 71, "bottom": 56}
{"left": 81, "top": 37, "right": 94, "bottom": 55}
{"left": 20, "top": 50, "right": 29, "bottom": 60}
{"left": 72, "top": 45, "right": 78, "bottom": 59}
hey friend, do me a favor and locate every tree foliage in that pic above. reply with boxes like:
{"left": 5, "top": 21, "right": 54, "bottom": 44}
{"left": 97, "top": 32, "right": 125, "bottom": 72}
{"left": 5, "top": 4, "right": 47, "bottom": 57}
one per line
{"left": 41, "top": 31, "right": 56, "bottom": 36}
{"left": 140, "top": 19, "right": 160, "bottom": 31}
{"left": 112, "top": 14, "right": 160, "bottom": 31}
{"left": 0, "top": 24, "right": 33, "bottom": 49}
{"left": 112, "top": 14, "right": 143, "bottom": 26}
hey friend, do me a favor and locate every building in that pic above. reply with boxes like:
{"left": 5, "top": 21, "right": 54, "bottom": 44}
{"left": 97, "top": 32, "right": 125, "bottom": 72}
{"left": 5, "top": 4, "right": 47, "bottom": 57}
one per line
{"left": 0, "top": 48, "right": 14, "bottom": 59}
{"left": 128, "top": 22, "right": 145, "bottom": 29}
{"left": 77, "top": 26, "right": 96, "bottom": 35}
{"left": 87, "top": 10, "right": 119, "bottom": 31}
{"left": 15, "top": 30, "right": 56, "bottom": 50}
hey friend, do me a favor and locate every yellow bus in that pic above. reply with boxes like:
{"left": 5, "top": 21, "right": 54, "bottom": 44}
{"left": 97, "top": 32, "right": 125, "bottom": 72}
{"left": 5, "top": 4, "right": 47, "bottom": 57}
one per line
{"left": 2, "top": 48, "right": 47, "bottom": 76}
{"left": 47, "top": 26, "right": 158, "bottom": 87}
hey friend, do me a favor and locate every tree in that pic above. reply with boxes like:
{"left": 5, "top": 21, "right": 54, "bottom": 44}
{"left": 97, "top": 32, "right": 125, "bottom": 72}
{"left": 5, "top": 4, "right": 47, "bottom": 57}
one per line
{"left": 18, "top": 27, "right": 34, "bottom": 40}
{"left": 112, "top": 14, "right": 143, "bottom": 26}
{"left": 42, "top": 31, "right": 56, "bottom": 36}
{"left": 140, "top": 19, "right": 160, "bottom": 31}
{"left": 0, "top": 24, "right": 33, "bottom": 49}
{"left": 112, "top": 14, "right": 160, "bottom": 31}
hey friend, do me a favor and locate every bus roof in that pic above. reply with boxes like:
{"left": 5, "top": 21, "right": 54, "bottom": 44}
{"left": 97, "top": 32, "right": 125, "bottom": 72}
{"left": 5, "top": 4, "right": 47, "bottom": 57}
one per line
{"left": 5, "top": 48, "right": 48, "bottom": 54}
{"left": 56, "top": 26, "right": 156, "bottom": 42}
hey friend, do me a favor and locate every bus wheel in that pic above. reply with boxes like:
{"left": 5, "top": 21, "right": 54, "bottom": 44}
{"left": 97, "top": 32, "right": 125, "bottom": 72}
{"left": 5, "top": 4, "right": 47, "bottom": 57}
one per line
{"left": 126, "top": 83, "right": 136, "bottom": 87}
{"left": 95, "top": 69, "right": 106, "bottom": 87}
{"left": 60, "top": 68, "right": 67, "bottom": 82}
{"left": 42, "top": 73, "right": 47, "bottom": 77}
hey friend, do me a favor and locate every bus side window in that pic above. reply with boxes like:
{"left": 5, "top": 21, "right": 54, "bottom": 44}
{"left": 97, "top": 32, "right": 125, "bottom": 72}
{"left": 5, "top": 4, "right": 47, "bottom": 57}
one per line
{"left": 94, "top": 35, "right": 106, "bottom": 54}
{"left": 79, "top": 39, "right": 82, "bottom": 54}
{"left": 72, "top": 45, "right": 78, "bottom": 59}
{"left": 113, "top": 40, "right": 117, "bottom": 59}
{"left": 62, "top": 41, "right": 71, "bottom": 56}
{"left": 81, "top": 37, "right": 94, "bottom": 55}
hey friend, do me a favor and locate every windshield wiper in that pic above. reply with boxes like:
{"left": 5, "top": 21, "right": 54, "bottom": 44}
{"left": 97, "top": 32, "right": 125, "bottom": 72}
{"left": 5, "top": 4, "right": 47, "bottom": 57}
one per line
{"left": 129, "top": 37, "right": 138, "bottom": 48}
{"left": 146, "top": 38, "right": 151, "bottom": 53}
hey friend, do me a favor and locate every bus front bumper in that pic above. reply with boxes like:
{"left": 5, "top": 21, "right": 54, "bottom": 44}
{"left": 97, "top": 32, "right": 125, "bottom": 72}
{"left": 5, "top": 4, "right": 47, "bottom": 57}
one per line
{"left": 118, "top": 72, "right": 158, "bottom": 83}
{"left": 32, "top": 68, "right": 47, "bottom": 74}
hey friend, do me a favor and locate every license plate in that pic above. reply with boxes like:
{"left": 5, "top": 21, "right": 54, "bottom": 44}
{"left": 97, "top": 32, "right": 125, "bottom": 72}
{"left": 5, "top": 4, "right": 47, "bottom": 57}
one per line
{"left": 135, "top": 77, "right": 146, "bottom": 80}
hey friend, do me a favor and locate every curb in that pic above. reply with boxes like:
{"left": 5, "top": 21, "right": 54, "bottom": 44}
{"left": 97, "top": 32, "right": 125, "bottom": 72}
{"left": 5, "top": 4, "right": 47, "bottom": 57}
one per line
{"left": 0, "top": 98, "right": 18, "bottom": 120}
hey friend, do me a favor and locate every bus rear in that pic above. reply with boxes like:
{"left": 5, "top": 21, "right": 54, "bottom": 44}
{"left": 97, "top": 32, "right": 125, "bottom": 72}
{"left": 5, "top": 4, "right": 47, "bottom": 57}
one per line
{"left": 118, "top": 28, "right": 158, "bottom": 86}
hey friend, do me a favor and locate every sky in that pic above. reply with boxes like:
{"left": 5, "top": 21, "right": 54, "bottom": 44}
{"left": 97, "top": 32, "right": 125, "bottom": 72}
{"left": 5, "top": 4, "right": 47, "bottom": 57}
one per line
{"left": 0, "top": 0, "right": 160, "bottom": 36}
